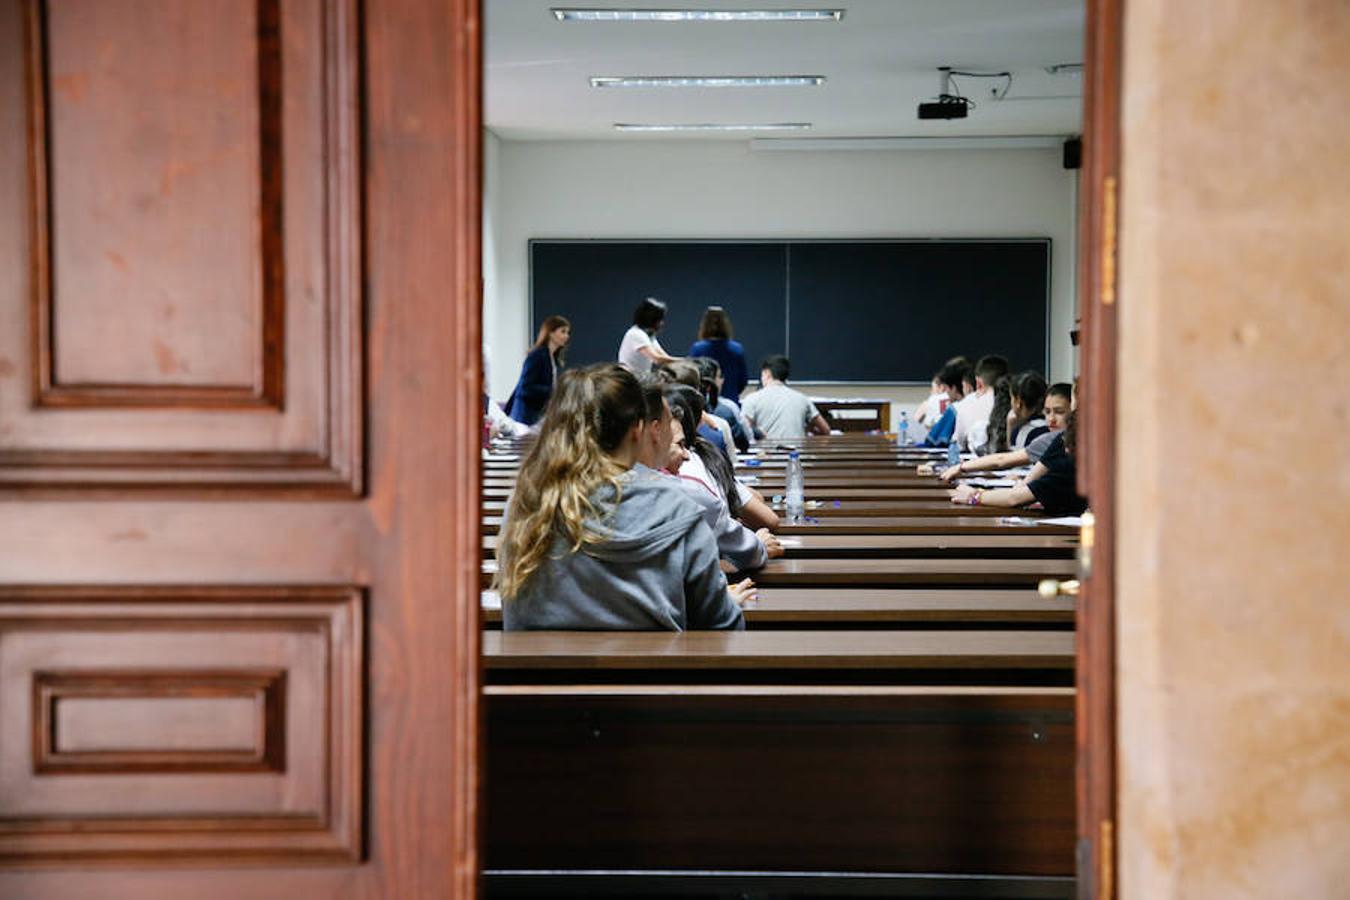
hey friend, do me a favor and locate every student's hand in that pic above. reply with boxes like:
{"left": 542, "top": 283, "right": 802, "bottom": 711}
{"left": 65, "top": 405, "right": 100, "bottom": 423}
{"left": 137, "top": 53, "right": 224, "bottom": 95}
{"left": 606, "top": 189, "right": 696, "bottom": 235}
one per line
{"left": 949, "top": 484, "right": 978, "bottom": 505}
{"left": 728, "top": 577, "right": 759, "bottom": 607}
{"left": 939, "top": 463, "right": 963, "bottom": 482}
{"left": 756, "top": 528, "right": 784, "bottom": 559}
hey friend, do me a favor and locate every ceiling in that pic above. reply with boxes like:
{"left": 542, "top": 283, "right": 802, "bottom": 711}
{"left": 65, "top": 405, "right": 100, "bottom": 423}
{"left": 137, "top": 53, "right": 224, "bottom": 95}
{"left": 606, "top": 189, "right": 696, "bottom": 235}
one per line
{"left": 485, "top": 1, "right": 1085, "bottom": 141}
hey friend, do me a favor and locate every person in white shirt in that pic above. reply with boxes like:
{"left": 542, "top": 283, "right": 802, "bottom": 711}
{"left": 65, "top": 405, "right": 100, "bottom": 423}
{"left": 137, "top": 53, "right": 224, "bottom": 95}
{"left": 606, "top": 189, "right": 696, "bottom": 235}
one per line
{"left": 617, "top": 297, "right": 678, "bottom": 375}
{"left": 953, "top": 355, "right": 1009, "bottom": 451}
{"left": 740, "top": 355, "right": 831, "bottom": 440}
{"left": 915, "top": 374, "right": 948, "bottom": 428}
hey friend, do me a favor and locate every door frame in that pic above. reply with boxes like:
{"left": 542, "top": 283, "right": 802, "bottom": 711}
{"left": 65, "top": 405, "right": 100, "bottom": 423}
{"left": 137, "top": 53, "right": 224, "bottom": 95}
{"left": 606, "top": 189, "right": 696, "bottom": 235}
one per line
{"left": 1076, "top": 0, "right": 1124, "bottom": 897}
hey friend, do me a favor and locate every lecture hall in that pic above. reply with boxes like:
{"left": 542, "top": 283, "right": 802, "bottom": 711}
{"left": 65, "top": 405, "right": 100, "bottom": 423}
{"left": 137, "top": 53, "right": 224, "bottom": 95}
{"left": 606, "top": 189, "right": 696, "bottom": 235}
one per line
{"left": 0, "top": 2, "right": 1344, "bottom": 899}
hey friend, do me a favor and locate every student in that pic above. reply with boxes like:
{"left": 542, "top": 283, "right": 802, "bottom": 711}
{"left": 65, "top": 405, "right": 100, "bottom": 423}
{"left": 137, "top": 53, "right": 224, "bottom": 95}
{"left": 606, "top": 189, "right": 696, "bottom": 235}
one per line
{"left": 497, "top": 364, "right": 753, "bottom": 631}
{"left": 688, "top": 306, "right": 749, "bottom": 404}
{"left": 914, "top": 373, "right": 947, "bottom": 428}
{"left": 919, "top": 358, "right": 971, "bottom": 448}
{"left": 954, "top": 355, "right": 1009, "bottom": 451}
{"left": 658, "top": 384, "right": 781, "bottom": 570}
{"left": 665, "top": 383, "right": 779, "bottom": 531}
{"left": 740, "top": 355, "right": 830, "bottom": 439}
{"left": 618, "top": 297, "right": 678, "bottom": 375}
{"left": 692, "top": 356, "right": 751, "bottom": 453}
{"left": 1007, "top": 371, "right": 1050, "bottom": 449}
{"left": 654, "top": 359, "right": 737, "bottom": 460}
{"left": 506, "top": 315, "right": 570, "bottom": 425}
{"left": 949, "top": 411, "right": 1087, "bottom": 515}
{"left": 939, "top": 381, "right": 1073, "bottom": 480}
{"left": 483, "top": 344, "right": 531, "bottom": 439}
{"left": 972, "top": 375, "right": 1013, "bottom": 455}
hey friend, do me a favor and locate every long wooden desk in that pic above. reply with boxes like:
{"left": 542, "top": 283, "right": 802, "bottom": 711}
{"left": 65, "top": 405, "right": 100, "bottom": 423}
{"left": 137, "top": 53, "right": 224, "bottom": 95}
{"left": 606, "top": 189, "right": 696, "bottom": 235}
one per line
{"left": 483, "top": 533, "right": 1078, "bottom": 558}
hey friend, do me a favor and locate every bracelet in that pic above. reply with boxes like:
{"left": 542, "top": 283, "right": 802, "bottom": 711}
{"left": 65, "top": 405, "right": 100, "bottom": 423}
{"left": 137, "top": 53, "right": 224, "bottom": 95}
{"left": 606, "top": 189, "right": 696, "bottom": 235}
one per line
{"left": 968, "top": 489, "right": 983, "bottom": 506}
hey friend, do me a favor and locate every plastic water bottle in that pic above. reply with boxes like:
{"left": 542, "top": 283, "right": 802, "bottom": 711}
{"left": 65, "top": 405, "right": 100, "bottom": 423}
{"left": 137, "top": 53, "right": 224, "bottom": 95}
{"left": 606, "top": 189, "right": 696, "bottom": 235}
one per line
{"left": 946, "top": 440, "right": 961, "bottom": 471}
{"left": 785, "top": 450, "right": 805, "bottom": 523}
{"left": 897, "top": 411, "right": 910, "bottom": 446}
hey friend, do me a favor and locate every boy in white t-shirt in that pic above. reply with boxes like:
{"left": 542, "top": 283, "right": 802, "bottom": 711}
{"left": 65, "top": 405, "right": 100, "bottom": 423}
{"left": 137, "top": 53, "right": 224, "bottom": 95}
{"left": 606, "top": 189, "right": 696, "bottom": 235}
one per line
{"left": 953, "top": 355, "right": 1009, "bottom": 451}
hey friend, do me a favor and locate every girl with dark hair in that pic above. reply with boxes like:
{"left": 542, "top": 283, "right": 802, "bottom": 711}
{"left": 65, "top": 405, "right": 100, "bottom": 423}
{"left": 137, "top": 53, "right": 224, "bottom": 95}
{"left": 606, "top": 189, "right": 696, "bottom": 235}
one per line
{"left": 496, "top": 363, "right": 751, "bottom": 630}
{"left": 948, "top": 410, "right": 1086, "bottom": 516}
{"left": 1008, "top": 371, "right": 1050, "bottom": 448}
{"left": 618, "top": 297, "right": 678, "bottom": 375}
{"left": 974, "top": 375, "right": 1013, "bottom": 455}
{"left": 506, "top": 315, "right": 570, "bottom": 425}
{"left": 661, "top": 384, "right": 780, "bottom": 570}
{"left": 664, "top": 384, "right": 779, "bottom": 531}
{"left": 688, "top": 306, "right": 748, "bottom": 404}
{"left": 692, "top": 356, "right": 751, "bottom": 453}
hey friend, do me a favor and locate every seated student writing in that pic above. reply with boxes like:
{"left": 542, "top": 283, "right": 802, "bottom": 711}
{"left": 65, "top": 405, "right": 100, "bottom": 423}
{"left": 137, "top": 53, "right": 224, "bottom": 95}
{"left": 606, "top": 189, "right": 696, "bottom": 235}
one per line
{"left": 740, "top": 355, "right": 830, "bottom": 440}
{"left": 496, "top": 363, "right": 754, "bottom": 631}
{"left": 656, "top": 383, "right": 781, "bottom": 571}
{"left": 947, "top": 410, "right": 1088, "bottom": 516}
{"left": 939, "top": 381, "right": 1071, "bottom": 480}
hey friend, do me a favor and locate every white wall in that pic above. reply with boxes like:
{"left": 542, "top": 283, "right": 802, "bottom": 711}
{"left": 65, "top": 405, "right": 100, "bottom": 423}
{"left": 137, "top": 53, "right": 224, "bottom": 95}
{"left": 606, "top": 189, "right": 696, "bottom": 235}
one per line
{"left": 483, "top": 137, "right": 1078, "bottom": 405}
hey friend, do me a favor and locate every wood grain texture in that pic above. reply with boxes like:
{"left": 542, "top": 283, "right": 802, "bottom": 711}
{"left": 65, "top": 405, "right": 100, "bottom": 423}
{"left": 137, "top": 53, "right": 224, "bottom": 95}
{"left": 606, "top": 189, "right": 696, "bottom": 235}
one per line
{"left": 0, "top": 585, "right": 362, "bottom": 863}
{"left": 34, "top": 668, "right": 285, "bottom": 774}
{"left": 487, "top": 689, "right": 1075, "bottom": 875}
{"left": 484, "top": 587, "right": 1076, "bottom": 626}
{"left": 1078, "top": 0, "right": 1123, "bottom": 896}
{"left": 2, "top": 0, "right": 362, "bottom": 492}
{"left": 484, "top": 630, "right": 1074, "bottom": 671}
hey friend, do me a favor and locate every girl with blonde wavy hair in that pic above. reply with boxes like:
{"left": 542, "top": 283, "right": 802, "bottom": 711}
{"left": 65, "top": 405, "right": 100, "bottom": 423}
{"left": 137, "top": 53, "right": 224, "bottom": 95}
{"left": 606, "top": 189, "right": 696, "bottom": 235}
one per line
{"left": 496, "top": 363, "right": 749, "bottom": 631}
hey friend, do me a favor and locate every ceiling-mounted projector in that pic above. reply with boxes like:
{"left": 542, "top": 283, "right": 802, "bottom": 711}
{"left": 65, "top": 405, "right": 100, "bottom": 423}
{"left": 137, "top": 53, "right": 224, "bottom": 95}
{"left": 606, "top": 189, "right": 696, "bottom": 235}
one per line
{"left": 917, "top": 96, "right": 969, "bottom": 119}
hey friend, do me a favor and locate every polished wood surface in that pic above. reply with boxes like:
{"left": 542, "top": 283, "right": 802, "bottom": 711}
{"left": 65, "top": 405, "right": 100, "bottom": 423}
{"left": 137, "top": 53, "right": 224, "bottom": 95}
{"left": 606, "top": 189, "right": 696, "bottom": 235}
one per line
{"left": 0, "top": 0, "right": 482, "bottom": 894}
{"left": 4, "top": 0, "right": 363, "bottom": 491}
{"left": 484, "top": 630, "right": 1074, "bottom": 670}
{"left": 487, "top": 689, "right": 1074, "bottom": 874}
{"left": 483, "top": 532, "right": 1078, "bottom": 558}
{"left": 485, "top": 587, "right": 1074, "bottom": 626}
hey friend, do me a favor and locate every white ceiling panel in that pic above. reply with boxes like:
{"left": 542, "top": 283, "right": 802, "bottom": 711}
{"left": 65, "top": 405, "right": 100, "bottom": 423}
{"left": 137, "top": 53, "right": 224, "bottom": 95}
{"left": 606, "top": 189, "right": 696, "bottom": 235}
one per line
{"left": 486, "top": 0, "right": 1085, "bottom": 141}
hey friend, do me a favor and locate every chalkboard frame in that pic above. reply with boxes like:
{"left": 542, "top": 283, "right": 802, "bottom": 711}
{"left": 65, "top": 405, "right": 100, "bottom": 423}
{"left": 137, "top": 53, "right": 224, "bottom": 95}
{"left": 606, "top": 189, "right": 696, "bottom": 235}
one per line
{"left": 528, "top": 237, "right": 1052, "bottom": 385}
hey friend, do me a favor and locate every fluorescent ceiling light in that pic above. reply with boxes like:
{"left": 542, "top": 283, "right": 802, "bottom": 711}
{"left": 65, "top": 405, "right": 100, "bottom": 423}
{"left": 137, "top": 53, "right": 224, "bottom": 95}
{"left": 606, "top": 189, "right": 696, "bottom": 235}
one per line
{"left": 615, "top": 122, "right": 813, "bottom": 132}
{"left": 591, "top": 75, "right": 825, "bottom": 88}
{"left": 553, "top": 9, "right": 844, "bottom": 22}
{"left": 749, "top": 135, "right": 1067, "bottom": 151}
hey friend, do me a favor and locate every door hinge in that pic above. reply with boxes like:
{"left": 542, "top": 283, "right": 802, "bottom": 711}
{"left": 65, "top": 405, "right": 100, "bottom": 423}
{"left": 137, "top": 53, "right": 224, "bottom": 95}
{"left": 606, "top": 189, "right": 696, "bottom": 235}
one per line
{"left": 1101, "top": 175, "right": 1117, "bottom": 306}
{"left": 1099, "top": 817, "right": 1115, "bottom": 900}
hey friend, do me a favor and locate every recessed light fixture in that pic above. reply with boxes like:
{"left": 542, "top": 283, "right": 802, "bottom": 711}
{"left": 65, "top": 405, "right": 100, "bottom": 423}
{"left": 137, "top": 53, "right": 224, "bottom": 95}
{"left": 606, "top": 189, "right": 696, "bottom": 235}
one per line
{"left": 591, "top": 75, "right": 825, "bottom": 89}
{"left": 614, "top": 122, "right": 814, "bottom": 132}
{"left": 553, "top": 8, "right": 844, "bottom": 22}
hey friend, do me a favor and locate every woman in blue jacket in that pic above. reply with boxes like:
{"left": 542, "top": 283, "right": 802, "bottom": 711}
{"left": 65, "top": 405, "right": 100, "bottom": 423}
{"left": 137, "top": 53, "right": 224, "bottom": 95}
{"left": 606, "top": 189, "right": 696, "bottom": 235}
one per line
{"left": 688, "top": 306, "right": 748, "bottom": 404}
{"left": 507, "top": 315, "right": 570, "bottom": 425}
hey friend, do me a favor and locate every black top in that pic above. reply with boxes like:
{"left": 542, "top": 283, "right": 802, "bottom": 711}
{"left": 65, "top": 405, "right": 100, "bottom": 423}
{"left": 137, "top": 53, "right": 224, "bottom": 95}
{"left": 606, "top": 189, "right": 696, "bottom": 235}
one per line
{"left": 1028, "top": 435, "right": 1088, "bottom": 516}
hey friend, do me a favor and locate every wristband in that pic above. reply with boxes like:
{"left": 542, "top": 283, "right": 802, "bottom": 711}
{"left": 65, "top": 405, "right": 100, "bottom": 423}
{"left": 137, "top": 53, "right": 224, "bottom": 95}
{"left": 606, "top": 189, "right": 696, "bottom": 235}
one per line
{"left": 968, "top": 489, "right": 982, "bottom": 506}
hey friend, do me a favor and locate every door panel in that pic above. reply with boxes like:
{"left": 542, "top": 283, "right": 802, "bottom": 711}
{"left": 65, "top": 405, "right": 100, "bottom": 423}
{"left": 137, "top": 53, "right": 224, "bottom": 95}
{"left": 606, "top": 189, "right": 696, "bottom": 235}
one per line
{"left": 3, "top": 0, "right": 361, "bottom": 491}
{"left": 0, "top": 0, "right": 482, "bottom": 895}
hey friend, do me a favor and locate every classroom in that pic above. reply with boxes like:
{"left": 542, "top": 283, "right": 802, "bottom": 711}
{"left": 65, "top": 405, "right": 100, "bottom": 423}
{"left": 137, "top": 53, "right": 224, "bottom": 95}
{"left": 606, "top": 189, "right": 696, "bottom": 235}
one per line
{"left": 0, "top": 2, "right": 1343, "bottom": 899}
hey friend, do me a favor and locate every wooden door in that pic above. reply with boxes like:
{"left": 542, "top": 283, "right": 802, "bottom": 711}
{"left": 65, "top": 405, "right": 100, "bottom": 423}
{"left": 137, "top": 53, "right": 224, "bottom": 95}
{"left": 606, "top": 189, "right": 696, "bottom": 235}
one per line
{"left": 1077, "top": 0, "right": 1123, "bottom": 897}
{"left": 0, "top": 0, "right": 481, "bottom": 896}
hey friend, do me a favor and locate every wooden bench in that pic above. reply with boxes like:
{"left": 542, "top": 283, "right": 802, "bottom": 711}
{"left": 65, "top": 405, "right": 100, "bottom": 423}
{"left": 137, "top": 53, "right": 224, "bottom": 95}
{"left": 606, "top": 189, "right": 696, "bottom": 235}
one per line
{"left": 484, "top": 631, "right": 1075, "bottom": 894}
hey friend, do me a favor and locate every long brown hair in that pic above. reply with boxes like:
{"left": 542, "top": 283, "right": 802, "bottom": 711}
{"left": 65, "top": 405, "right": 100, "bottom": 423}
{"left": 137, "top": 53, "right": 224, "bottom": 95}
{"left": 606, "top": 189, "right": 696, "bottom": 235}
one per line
{"left": 533, "top": 314, "right": 571, "bottom": 364}
{"left": 697, "top": 306, "right": 734, "bottom": 341}
{"left": 494, "top": 363, "right": 645, "bottom": 600}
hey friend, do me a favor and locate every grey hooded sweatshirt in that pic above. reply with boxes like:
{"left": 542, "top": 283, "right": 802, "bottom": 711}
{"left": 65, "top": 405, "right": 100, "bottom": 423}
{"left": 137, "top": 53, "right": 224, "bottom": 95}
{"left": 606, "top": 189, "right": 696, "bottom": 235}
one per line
{"left": 502, "top": 464, "right": 745, "bottom": 631}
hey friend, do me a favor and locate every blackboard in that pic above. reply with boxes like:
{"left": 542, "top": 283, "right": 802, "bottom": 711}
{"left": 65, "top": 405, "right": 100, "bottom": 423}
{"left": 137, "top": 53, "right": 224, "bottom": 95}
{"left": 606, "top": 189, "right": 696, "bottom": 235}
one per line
{"left": 529, "top": 239, "right": 1050, "bottom": 383}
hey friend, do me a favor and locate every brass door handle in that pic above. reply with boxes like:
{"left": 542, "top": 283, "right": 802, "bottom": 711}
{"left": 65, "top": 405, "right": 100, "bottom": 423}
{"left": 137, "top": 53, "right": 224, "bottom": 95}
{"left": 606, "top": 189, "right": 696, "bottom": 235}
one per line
{"left": 1038, "top": 578, "right": 1081, "bottom": 598}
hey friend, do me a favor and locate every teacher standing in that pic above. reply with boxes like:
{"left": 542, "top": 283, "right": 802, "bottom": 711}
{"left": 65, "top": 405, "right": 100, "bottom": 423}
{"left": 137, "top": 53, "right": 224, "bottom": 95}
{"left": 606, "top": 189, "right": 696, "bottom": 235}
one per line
{"left": 688, "top": 305, "right": 748, "bottom": 404}
{"left": 507, "top": 315, "right": 570, "bottom": 425}
{"left": 617, "top": 297, "right": 678, "bottom": 375}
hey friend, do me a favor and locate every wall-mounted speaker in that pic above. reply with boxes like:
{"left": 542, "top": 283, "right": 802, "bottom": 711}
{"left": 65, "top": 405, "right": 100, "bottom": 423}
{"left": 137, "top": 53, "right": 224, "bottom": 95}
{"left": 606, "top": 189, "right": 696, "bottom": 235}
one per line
{"left": 1063, "top": 137, "right": 1082, "bottom": 170}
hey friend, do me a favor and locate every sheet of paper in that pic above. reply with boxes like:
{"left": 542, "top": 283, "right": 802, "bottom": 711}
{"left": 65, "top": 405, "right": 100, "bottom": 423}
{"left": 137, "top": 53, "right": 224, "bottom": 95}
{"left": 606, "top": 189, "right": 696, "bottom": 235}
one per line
{"left": 481, "top": 590, "right": 501, "bottom": 610}
{"left": 775, "top": 538, "right": 803, "bottom": 547}
{"left": 1038, "top": 516, "right": 1085, "bottom": 527}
